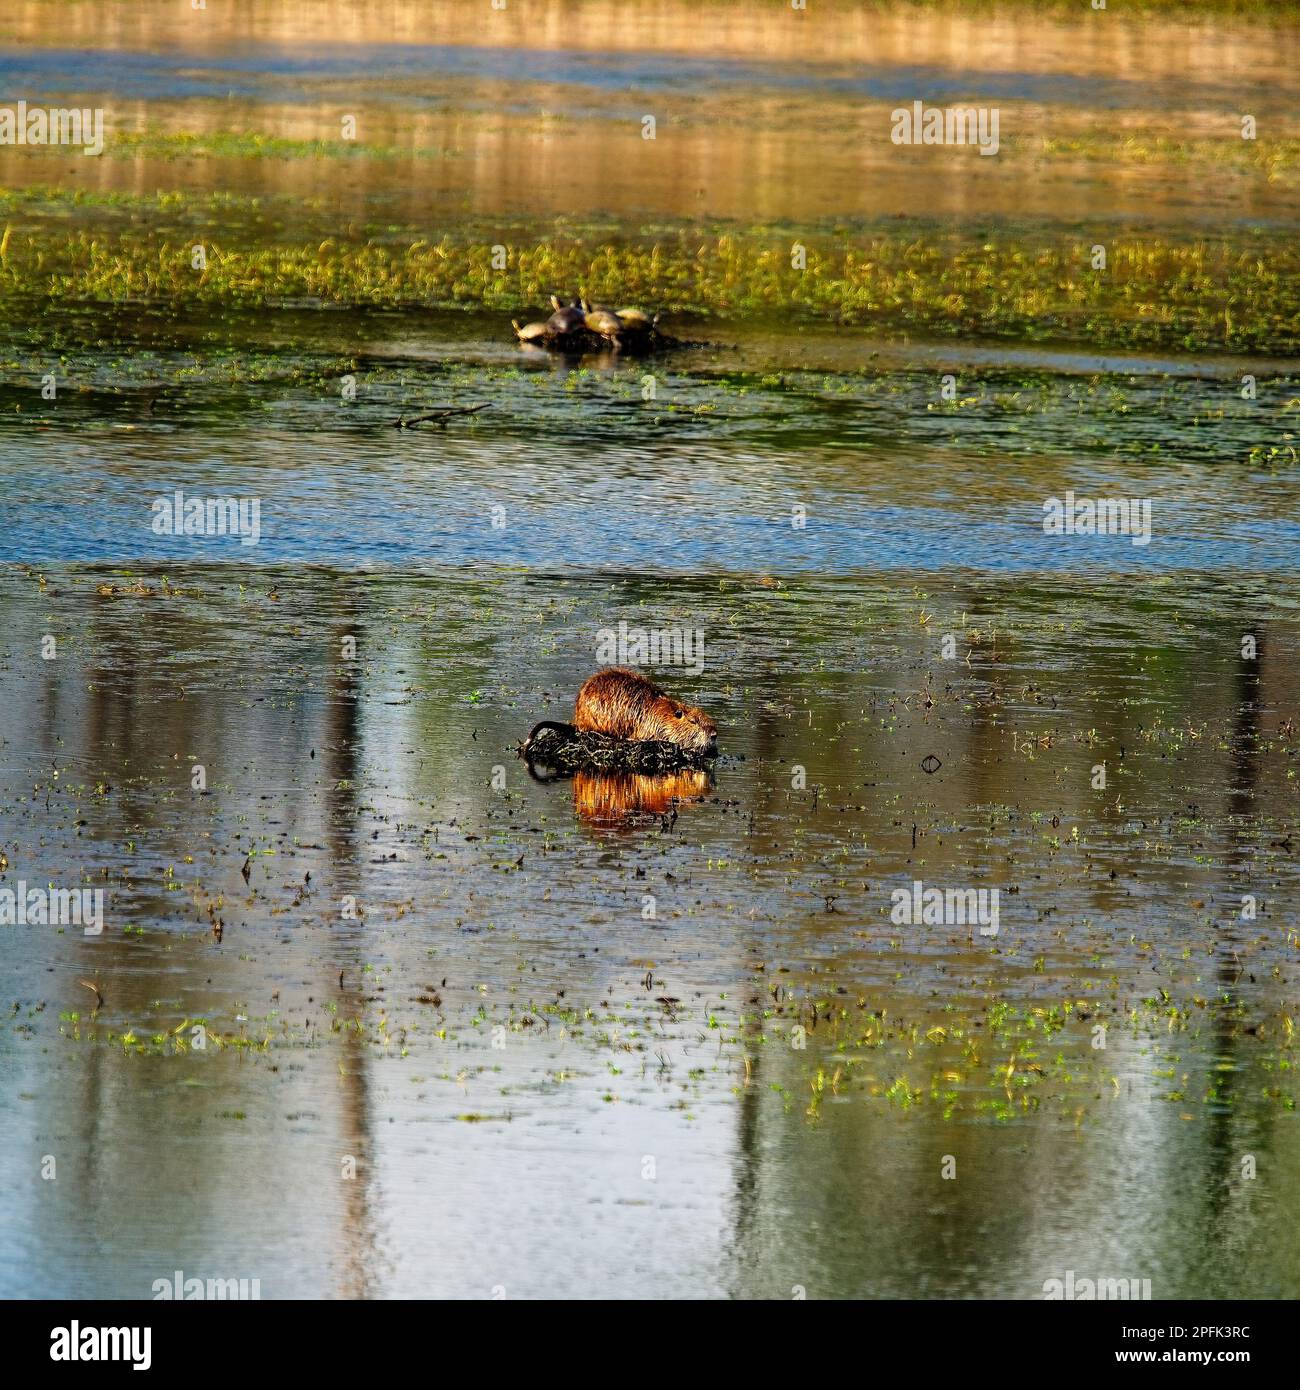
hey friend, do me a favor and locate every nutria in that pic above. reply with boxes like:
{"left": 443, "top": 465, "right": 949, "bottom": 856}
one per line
{"left": 573, "top": 667, "right": 717, "bottom": 753}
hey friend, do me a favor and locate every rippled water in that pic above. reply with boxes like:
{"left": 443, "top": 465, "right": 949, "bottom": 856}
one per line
{"left": 1, "top": 561, "right": 1298, "bottom": 1298}
{"left": 3, "top": 308, "right": 1297, "bottom": 573}
{"left": 2, "top": 0, "right": 1299, "bottom": 1303}
{"left": 4, "top": 0, "right": 1297, "bottom": 227}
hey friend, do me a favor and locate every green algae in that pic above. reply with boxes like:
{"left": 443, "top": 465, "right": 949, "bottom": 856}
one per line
{"left": 1, "top": 193, "right": 1297, "bottom": 353}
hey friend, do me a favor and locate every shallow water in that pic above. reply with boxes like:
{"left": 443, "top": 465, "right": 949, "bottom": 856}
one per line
{"left": 1, "top": 560, "right": 1298, "bottom": 1299}
{"left": 2, "top": 0, "right": 1299, "bottom": 1303}
{"left": 3, "top": 308, "right": 1298, "bottom": 573}
{"left": 2, "top": 1, "right": 1297, "bottom": 228}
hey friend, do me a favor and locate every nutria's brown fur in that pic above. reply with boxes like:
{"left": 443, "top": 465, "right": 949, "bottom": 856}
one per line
{"left": 573, "top": 667, "right": 717, "bottom": 753}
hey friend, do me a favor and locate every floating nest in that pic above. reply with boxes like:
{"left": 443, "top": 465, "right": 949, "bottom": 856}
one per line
{"left": 519, "top": 721, "right": 716, "bottom": 776}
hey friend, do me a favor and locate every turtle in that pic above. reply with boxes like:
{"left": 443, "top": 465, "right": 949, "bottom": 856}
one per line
{"left": 613, "top": 307, "right": 657, "bottom": 335}
{"left": 582, "top": 305, "right": 625, "bottom": 344}
{"left": 546, "top": 294, "right": 586, "bottom": 337}
{"left": 513, "top": 319, "right": 551, "bottom": 343}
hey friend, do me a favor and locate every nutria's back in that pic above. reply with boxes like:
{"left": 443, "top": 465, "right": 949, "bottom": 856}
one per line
{"left": 573, "top": 667, "right": 717, "bottom": 753}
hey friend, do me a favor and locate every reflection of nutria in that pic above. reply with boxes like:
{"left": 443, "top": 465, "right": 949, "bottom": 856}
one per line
{"left": 574, "top": 769, "right": 711, "bottom": 823}
{"left": 574, "top": 667, "right": 717, "bottom": 753}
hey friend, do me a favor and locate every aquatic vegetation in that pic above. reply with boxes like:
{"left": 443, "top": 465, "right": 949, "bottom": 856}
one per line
{"left": 1, "top": 192, "right": 1296, "bottom": 351}
{"left": 4, "top": 0, "right": 1299, "bottom": 1302}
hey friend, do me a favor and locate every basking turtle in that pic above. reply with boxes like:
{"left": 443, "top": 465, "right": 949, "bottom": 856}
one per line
{"left": 546, "top": 294, "right": 586, "bottom": 337}
{"left": 513, "top": 319, "right": 551, "bottom": 343}
{"left": 582, "top": 305, "right": 625, "bottom": 344}
{"left": 614, "top": 307, "right": 657, "bottom": 335}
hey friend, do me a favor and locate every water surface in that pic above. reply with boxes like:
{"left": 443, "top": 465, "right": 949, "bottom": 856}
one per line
{"left": 1, "top": 0, "right": 1298, "bottom": 1303}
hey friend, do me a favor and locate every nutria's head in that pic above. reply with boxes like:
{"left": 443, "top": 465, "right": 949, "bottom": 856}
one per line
{"left": 648, "top": 695, "right": 717, "bottom": 753}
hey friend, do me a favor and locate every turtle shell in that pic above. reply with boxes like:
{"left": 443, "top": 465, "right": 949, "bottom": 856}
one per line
{"left": 547, "top": 305, "right": 585, "bottom": 334}
{"left": 614, "top": 308, "right": 653, "bottom": 332}
{"left": 584, "top": 309, "right": 624, "bottom": 335}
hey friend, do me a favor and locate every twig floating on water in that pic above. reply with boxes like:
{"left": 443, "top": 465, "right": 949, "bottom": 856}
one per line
{"left": 392, "top": 403, "right": 491, "bottom": 429}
